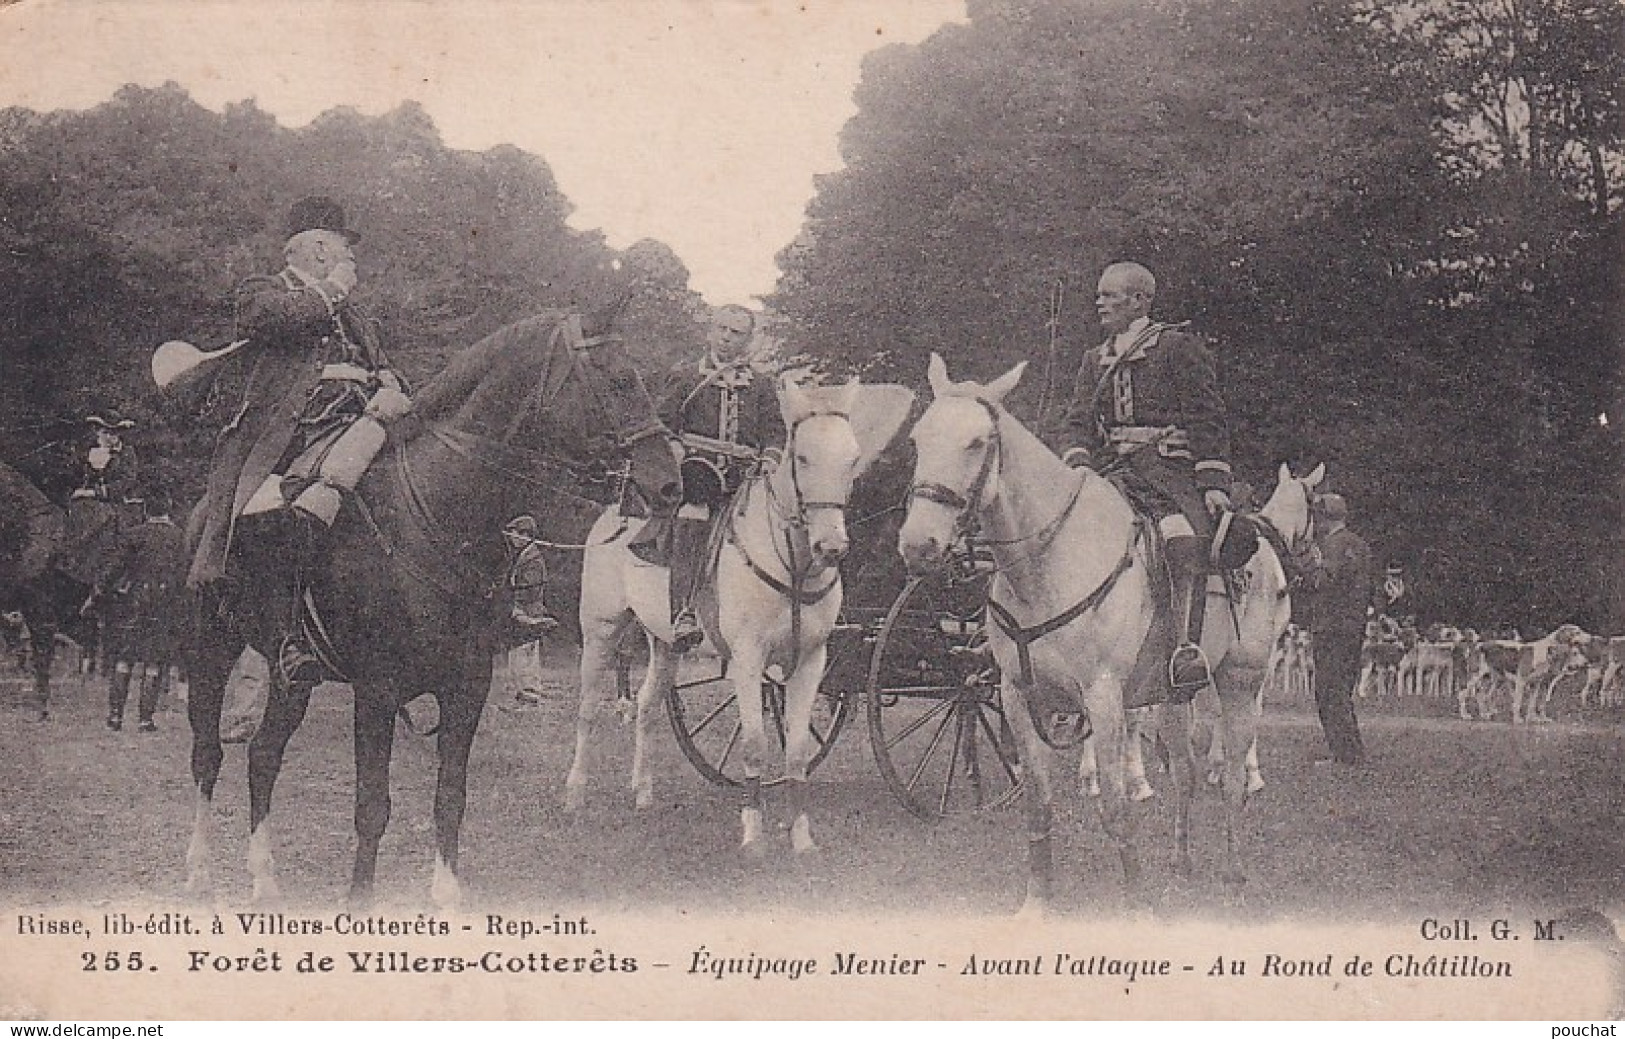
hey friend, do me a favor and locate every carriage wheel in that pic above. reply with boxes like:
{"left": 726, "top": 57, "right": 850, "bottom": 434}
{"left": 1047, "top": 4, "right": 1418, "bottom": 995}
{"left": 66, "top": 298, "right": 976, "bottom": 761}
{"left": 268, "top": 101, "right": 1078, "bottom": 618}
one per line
{"left": 665, "top": 623, "right": 860, "bottom": 787}
{"left": 866, "top": 571, "right": 1022, "bottom": 820}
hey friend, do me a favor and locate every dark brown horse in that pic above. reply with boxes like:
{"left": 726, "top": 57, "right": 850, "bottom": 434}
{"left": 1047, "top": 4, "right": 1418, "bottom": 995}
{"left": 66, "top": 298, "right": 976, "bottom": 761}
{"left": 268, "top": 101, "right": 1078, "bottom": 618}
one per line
{"left": 0, "top": 463, "right": 126, "bottom": 718}
{"left": 182, "top": 310, "right": 681, "bottom": 907}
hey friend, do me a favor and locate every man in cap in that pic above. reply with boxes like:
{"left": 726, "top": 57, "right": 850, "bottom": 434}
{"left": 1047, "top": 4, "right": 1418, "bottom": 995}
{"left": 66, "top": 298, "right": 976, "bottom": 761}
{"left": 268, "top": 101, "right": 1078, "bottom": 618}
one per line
{"left": 499, "top": 514, "right": 559, "bottom": 709}
{"left": 1058, "top": 261, "right": 1234, "bottom": 700}
{"left": 1302, "top": 492, "right": 1377, "bottom": 765}
{"left": 188, "top": 196, "right": 413, "bottom": 685}
{"left": 103, "top": 486, "right": 187, "bottom": 732}
{"left": 638, "top": 305, "right": 782, "bottom": 652}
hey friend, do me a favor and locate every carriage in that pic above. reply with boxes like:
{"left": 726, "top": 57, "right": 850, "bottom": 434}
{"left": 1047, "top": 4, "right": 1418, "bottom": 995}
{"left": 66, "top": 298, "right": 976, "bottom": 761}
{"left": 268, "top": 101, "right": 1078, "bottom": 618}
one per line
{"left": 657, "top": 521, "right": 1025, "bottom": 821}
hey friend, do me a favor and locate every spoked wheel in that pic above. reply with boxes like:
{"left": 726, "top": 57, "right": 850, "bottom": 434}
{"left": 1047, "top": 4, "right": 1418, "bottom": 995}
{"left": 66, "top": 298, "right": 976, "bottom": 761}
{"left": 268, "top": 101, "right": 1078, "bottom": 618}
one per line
{"left": 665, "top": 622, "right": 861, "bottom": 787}
{"left": 866, "top": 568, "right": 1023, "bottom": 820}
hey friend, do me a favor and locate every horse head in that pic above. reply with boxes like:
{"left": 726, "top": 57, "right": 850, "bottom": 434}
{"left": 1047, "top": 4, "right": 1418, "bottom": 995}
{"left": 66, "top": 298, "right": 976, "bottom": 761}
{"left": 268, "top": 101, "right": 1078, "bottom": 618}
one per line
{"left": 420, "top": 311, "right": 682, "bottom": 513}
{"left": 772, "top": 378, "right": 914, "bottom": 569}
{"left": 1259, "top": 460, "right": 1325, "bottom": 558}
{"left": 898, "top": 352, "right": 1026, "bottom": 575}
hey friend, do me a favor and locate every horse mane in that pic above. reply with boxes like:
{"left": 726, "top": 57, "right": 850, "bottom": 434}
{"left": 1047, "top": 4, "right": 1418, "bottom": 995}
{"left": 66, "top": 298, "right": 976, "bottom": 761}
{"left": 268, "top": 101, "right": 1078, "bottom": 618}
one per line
{"left": 404, "top": 310, "right": 571, "bottom": 433}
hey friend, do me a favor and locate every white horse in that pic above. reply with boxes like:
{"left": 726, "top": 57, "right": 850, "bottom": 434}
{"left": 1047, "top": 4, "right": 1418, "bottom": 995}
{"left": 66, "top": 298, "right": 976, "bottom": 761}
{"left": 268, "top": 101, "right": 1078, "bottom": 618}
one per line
{"left": 565, "top": 378, "right": 913, "bottom": 855}
{"left": 1096, "top": 462, "right": 1323, "bottom": 802}
{"left": 897, "top": 354, "right": 1295, "bottom": 908}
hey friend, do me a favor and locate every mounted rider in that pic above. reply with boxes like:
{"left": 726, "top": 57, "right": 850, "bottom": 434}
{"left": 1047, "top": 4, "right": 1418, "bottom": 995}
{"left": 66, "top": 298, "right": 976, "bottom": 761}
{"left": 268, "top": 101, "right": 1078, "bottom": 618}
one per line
{"left": 1058, "top": 261, "right": 1234, "bottom": 699}
{"left": 187, "top": 197, "right": 414, "bottom": 684}
{"left": 637, "top": 305, "right": 782, "bottom": 652}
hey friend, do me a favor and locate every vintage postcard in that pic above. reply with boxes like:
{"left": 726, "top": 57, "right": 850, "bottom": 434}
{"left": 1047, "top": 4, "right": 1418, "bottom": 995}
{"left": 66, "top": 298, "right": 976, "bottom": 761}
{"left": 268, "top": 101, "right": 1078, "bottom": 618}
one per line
{"left": 0, "top": 0, "right": 1620, "bottom": 1022}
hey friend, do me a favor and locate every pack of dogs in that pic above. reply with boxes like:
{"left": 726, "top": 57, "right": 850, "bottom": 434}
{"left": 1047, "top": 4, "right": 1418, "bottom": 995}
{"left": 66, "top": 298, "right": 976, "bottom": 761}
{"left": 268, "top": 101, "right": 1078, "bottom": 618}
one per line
{"left": 1263, "top": 616, "right": 1623, "bottom": 724}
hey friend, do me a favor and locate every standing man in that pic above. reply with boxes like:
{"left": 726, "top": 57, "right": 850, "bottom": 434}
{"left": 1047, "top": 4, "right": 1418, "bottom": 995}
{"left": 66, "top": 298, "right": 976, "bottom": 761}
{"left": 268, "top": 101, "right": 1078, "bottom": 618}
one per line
{"left": 187, "top": 196, "right": 413, "bottom": 684}
{"left": 1303, "top": 493, "right": 1376, "bottom": 765}
{"left": 499, "top": 515, "right": 559, "bottom": 709}
{"left": 1058, "top": 261, "right": 1233, "bottom": 699}
{"left": 640, "top": 305, "right": 782, "bottom": 652}
{"left": 104, "top": 487, "right": 188, "bottom": 732}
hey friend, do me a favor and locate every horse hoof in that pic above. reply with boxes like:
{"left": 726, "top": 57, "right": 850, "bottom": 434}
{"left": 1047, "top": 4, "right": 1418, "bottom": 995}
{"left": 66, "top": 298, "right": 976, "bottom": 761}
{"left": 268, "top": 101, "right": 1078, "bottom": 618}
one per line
{"left": 1204, "top": 769, "right": 1221, "bottom": 787}
{"left": 740, "top": 839, "right": 769, "bottom": 863}
{"left": 431, "top": 857, "right": 463, "bottom": 910}
{"left": 1173, "top": 857, "right": 1194, "bottom": 881}
{"left": 1244, "top": 772, "right": 1266, "bottom": 796}
{"left": 251, "top": 879, "right": 282, "bottom": 905}
{"left": 346, "top": 888, "right": 376, "bottom": 914}
{"left": 563, "top": 786, "right": 587, "bottom": 814}
{"left": 1129, "top": 779, "right": 1155, "bottom": 802}
{"left": 633, "top": 789, "right": 654, "bottom": 811}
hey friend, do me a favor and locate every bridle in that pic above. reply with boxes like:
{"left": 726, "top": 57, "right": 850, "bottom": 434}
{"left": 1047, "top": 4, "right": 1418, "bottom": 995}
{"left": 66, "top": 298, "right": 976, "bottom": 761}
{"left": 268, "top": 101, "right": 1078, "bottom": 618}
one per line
{"left": 905, "top": 396, "right": 1084, "bottom": 556}
{"left": 907, "top": 397, "right": 1003, "bottom": 541}
{"left": 728, "top": 406, "right": 852, "bottom": 673}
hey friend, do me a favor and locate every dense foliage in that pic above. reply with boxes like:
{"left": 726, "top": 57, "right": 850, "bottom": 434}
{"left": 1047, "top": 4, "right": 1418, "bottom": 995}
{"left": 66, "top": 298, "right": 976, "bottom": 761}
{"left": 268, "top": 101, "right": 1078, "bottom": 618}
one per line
{"left": 770, "top": 0, "right": 1623, "bottom": 633}
{"left": 0, "top": 84, "right": 705, "bottom": 502}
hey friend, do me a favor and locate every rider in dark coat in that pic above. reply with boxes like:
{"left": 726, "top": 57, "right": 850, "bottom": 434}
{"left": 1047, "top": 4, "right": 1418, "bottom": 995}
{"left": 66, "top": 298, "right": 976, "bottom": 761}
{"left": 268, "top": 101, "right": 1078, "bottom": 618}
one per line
{"left": 644, "top": 305, "right": 782, "bottom": 651}
{"left": 188, "top": 198, "right": 412, "bottom": 683}
{"left": 1058, "top": 261, "right": 1234, "bottom": 698}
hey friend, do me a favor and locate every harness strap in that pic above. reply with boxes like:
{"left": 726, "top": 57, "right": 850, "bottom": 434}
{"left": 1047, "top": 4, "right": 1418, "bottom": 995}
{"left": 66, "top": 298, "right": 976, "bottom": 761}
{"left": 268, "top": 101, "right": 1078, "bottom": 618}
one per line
{"left": 985, "top": 535, "right": 1137, "bottom": 689}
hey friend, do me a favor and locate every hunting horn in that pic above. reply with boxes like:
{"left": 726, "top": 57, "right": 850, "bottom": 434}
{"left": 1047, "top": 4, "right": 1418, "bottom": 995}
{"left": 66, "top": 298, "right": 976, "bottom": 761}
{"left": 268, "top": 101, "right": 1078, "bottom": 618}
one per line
{"left": 151, "top": 338, "right": 249, "bottom": 389}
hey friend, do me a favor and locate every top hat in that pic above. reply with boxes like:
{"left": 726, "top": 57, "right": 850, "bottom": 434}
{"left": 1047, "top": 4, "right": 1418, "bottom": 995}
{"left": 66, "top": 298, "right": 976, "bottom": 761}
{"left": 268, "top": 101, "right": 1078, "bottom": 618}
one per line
{"left": 287, "top": 196, "right": 361, "bottom": 243}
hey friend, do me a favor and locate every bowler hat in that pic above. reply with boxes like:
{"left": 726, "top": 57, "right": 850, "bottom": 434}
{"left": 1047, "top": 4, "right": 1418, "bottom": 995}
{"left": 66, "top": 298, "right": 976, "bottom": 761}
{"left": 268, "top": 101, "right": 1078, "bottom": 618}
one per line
{"left": 287, "top": 196, "right": 361, "bottom": 243}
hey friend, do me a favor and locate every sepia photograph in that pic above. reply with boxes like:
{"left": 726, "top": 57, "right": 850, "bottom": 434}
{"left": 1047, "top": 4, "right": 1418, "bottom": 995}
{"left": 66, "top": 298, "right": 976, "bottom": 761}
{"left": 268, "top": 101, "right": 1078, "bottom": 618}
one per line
{"left": 0, "top": 0, "right": 1621, "bottom": 1022}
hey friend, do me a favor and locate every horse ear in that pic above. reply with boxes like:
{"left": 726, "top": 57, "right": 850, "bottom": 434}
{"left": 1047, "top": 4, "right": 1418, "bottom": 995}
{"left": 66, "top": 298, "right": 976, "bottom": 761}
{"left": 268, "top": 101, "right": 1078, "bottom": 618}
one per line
{"left": 927, "top": 353, "right": 951, "bottom": 398}
{"left": 834, "top": 377, "right": 861, "bottom": 416}
{"left": 849, "top": 383, "right": 917, "bottom": 479}
{"left": 1306, "top": 462, "right": 1326, "bottom": 487}
{"left": 1278, "top": 461, "right": 1292, "bottom": 485}
{"left": 983, "top": 361, "right": 1027, "bottom": 404}
{"left": 778, "top": 376, "right": 811, "bottom": 428}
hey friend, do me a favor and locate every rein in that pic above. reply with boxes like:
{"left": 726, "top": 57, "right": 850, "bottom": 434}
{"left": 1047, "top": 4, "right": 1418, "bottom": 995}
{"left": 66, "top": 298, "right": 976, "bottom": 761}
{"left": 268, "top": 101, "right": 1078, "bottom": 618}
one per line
{"left": 723, "top": 409, "right": 846, "bottom": 674}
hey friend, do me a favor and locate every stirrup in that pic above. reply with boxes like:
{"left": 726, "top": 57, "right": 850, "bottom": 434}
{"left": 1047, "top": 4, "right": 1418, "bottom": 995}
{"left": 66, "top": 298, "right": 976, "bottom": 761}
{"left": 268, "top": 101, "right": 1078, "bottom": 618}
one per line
{"left": 278, "top": 635, "right": 323, "bottom": 686}
{"left": 1168, "top": 642, "right": 1212, "bottom": 702}
{"left": 671, "top": 610, "right": 703, "bottom": 654}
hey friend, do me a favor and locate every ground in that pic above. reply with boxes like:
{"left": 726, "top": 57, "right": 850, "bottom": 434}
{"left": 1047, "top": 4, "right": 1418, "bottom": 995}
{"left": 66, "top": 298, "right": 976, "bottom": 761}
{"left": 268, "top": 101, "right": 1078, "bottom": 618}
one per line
{"left": 1, "top": 654, "right": 1622, "bottom": 926}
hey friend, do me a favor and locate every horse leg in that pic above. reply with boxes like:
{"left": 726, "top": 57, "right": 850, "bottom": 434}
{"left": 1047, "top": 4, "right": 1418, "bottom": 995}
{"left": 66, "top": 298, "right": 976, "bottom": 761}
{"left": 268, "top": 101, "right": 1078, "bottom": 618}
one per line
{"left": 782, "top": 643, "right": 827, "bottom": 855}
{"left": 430, "top": 672, "right": 487, "bottom": 910}
{"left": 1078, "top": 731, "right": 1100, "bottom": 798}
{"left": 565, "top": 611, "right": 633, "bottom": 812}
{"left": 348, "top": 686, "right": 396, "bottom": 910}
{"left": 1080, "top": 678, "right": 1143, "bottom": 900}
{"left": 731, "top": 644, "right": 771, "bottom": 857}
{"left": 245, "top": 678, "right": 315, "bottom": 903}
{"left": 1155, "top": 702, "right": 1197, "bottom": 879}
{"left": 1124, "top": 707, "right": 1154, "bottom": 802}
{"left": 629, "top": 635, "right": 677, "bottom": 811}
{"left": 1003, "top": 683, "right": 1055, "bottom": 915}
{"left": 1213, "top": 666, "right": 1264, "bottom": 891}
{"left": 26, "top": 617, "right": 54, "bottom": 721}
{"left": 184, "top": 642, "right": 231, "bottom": 899}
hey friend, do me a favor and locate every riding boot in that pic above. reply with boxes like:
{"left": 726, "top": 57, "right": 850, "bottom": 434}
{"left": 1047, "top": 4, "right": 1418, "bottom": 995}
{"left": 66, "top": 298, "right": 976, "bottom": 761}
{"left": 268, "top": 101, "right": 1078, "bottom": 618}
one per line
{"left": 277, "top": 509, "right": 330, "bottom": 686}
{"left": 668, "top": 514, "right": 710, "bottom": 653}
{"left": 1165, "top": 534, "right": 1212, "bottom": 702}
{"left": 137, "top": 667, "right": 163, "bottom": 732}
{"left": 107, "top": 668, "right": 131, "bottom": 730}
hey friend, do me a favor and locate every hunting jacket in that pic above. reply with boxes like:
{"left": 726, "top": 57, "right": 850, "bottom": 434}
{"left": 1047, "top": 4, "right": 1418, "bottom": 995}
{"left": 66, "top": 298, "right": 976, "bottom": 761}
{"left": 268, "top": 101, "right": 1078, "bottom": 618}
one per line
{"left": 1304, "top": 525, "right": 1376, "bottom": 635}
{"left": 189, "top": 270, "right": 391, "bottom": 588}
{"left": 508, "top": 542, "right": 549, "bottom": 624}
{"left": 1061, "top": 323, "right": 1232, "bottom": 494}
